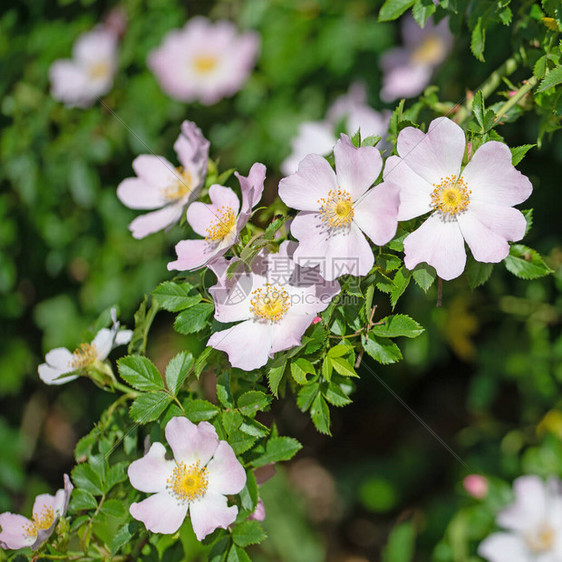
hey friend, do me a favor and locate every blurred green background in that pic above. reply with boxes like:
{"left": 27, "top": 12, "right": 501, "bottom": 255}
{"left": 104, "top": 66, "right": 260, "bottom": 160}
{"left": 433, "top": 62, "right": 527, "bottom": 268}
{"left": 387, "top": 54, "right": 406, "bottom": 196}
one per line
{"left": 0, "top": 0, "right": 561, "bottom": 560}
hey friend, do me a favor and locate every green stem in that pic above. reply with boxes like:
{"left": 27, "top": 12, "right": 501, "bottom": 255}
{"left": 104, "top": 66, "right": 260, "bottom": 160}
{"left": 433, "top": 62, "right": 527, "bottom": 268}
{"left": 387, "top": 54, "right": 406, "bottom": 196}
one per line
{"left": 493, "top": 75, "right": 538, "bottom": 124}
{"left": 112, "top": 379, "right": 139, "bottom": 396}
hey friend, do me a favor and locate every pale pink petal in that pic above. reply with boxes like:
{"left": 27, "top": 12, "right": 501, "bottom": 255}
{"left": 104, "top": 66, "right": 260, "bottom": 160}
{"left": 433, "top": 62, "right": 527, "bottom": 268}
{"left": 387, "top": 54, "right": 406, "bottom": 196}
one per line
{"left": 117, "top": 177, "right": 166, "bottom": 210}
{"left": 354, "top": 183, "right": 399, "bottom": 246}
{"left": 189, "top": 491, "right": 238, "bottom": 541}
{"left": 129, "top": 493, "right": 187, "bottom": 534}
{"left": 397, "top": 117, "right": 466, "bottom": 185}
{"left": 129, "top": 204, "right": 184, "bottom": 239}
{"left": 38, "top": 364, "right": 78, "bottom": 385}
{"left": 45, "top": 348, "right": 73, "bottom": 370}
{"left": 206, "top": 441, "right": 246, "bottom": 495}
{"left": 383, "top": 155, "right": 433, "bottom": 220}
{"left": 114, "top": 330, "right": 133, "bottom": 347}
{"left": 49, "top": 60, "right": 91, "bottom": 107}
{"left": 207, "top": 321, "right": 273, "bottom": 371}
{"left": 53, "top": 474, "right": 73, "bottom": 515}
{"left": 249, "top": 498, "right": 266, "bottom": 521}
{"left": 381, "top": 61, "right": 432, "bottom": 102}
{"left": 208, "top": 185, "right": 241, "bottom": 216}
{"left": 403, "top": 215, "right": 466, "bottom": 280}
{"left": 468, "top": 202, "right": 527, "bottom": 242}
{"left": 73, "top": 28, "right": 117, "bottom": 66}
{"left": 132, "top": 155, "right": 178, "bottom": 189}
{"left": 278, "top": 154, "right": 338, "bottom": 212}
{"left": 92, "top": 328, "right": 113, "bottom": 360}
{"left": 32, "top": 494, "right": 57, "bottom": 520}
{"left": 334, "top": 134, "right": 383, "bottom": 201}
{"left": 478, "top": 532, "right": 528, "bottom": 562}
{"left": 128, "top": 442, "right": 173, "bottom": 494}
{"left": 237, "top": 162, "right": 266, "bottom": 216}
{"left": 0, "top": 513, "right": 36, "bottom": 550}
{"left": 174, "top": 120, "right": 210, "bottom": 184}
{"left": 461, "top": 142, "right": 533, "bottom": 207}
{"left": 209, "top": 267, "right": 256, "bottom": 324}
{"left": 457, "top": 210, "right": 510, "bottom": 263}
{"left": 168, "top": 239, "right": 223, "bottom": 272}
{"left": 165, "top": 417, "right": 219, "bottom": 466}
{"left": 498, "top": 476, "right": 547, "bottom": 532}
{"left": 270, "top": 313, "right": 316, "bottom": 354}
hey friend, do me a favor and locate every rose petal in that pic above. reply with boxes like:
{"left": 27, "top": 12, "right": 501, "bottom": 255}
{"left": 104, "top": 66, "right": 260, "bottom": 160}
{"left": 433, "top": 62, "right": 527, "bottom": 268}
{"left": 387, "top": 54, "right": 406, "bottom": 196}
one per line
{"left": 91, "top": 328, "right": 113, "bottom": 360}
{"left": 354, "top": 183, "right": 399, "bottom": 246}
{"left": 129, "top": 493, "right": 188, "bottom": 534}
{"left": 0, "top": 513, "right": 36, "bottom": 550}
{"left": 497, "top": 476, "right": 548, "bottom": 532}
{"left": 189, "top": 491, "right": 238, "bottom": 541}
{"left": 132, "top": 155, "right": 178, "bottom": 189}
{"left": 38, "top": 364, "right": 79, "bottom": 385}
{"left": 165, "top": 417, "right": 219, "bottom": 466}
{"left": 237, "top": 162, "right": 266, "bottom": 216}
{"left": 206, "top": 441, "right": 246, "bottom": 495}
{"left": 129, "top": 203, "right": 184, "bottom": 239}
{"left": 128, "top": 442, "right": 173, "bottom": 494}
{"left": 457, "top": 210, "right": 510, "bottom": 263}
{"left": 117, "top": 177, "right": 166, "bottom": 210}
{"left": 477, "top": 532, "right": 528, "bottom": 562}
{"left": 168, "top": 239, "right": 223, "bottom": 272}
{"left": 45, "top": 348, "right": 74, "bottom": 370}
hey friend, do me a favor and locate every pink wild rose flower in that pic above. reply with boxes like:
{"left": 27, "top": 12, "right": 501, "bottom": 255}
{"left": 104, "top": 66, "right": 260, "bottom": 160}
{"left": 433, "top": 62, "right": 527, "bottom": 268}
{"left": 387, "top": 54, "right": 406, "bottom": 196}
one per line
{"left": 478, "top": 476, "right": 562, "bottom": 561}
{"left": 207, "top": 241, "right": 340, "bottom": 371}
{"left": 279, "top": 134, "right": 399, "bottom": 281}
{"left": 0, "top": 474, "right": 73, "bottom": 550}
{"left": 380, "top": 16, "right": 452, "bottom": 102}
{"left": 117, "top": 121, "right": 210, "bottom": 239}
{"left": 49, "top": 27, "right": 118, "bottom": 108}
{"left": 127, "top": 416, "right": 246, "bottom": 540}
{"left": 38, "top": 309, "right": 132, "bottom": 385}
{"left": 168, "top": 162, "right": 266, "bottom": 271}
{"left": 383, "top": 117, "right": 532, "bottom": 280}
{"left": 148, "top": 17, "right": 259, "bottom": 105}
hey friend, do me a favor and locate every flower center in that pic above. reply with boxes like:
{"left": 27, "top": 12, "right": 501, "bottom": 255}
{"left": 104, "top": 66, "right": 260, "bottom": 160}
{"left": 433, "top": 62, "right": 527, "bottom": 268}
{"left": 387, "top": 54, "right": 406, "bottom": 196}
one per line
{"left": 318, "top": 189, "right": 355, "bottom": 228}
{"left": 162, "top": 167, "right": 193, "bottom": 201}
{"left": 24, "top": 506, "right": 55, "bottom": 537}
{"left": 250, "top": 284, "right": 291, "bottom": 323}
{"left": 193, "top": 54, "right": 218, "bottom": 74}
{"left": 89, "top": 61, "right": 110, "bottom": 80}
{"left": 71, "top": 343, "right": 97, "bottom": 369}
{"left": 525, "top": 524, "right": 555, "bottom": 553}
{"left": 411, "top": 35, "right": 445, "bottom": 65}
{"left": 430, "top": 175, "right": 471, "bottom": 219}
{"left": 205, "top": 206, "right": 237, "bottom": 242}
{"left": 167, "top": 460, "right": 209, "bottom": 503}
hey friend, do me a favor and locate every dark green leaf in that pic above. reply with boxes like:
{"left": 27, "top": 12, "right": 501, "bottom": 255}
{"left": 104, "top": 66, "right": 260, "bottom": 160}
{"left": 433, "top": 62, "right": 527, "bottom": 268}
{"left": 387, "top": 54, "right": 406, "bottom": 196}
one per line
{"left": 310, "top": 394, "right": 331, "bottom": 435}
{"left": 290, "top": 358, "right": 315, "bottom": 384}
{"left": 537, "top": 65, "right": 562, "bottom": 92}
{"left": 412, "top": 263, "right": 436, "bottom": 292}
{"left": 465, "top": 259, "right": 494, "bottom": 288}
{"left": 371, "top": 315, "right": 424, "bottom": 338}
{"left": 71, "top": 463, "right": 104, "bottom": 496}
{"left": 252, "top": 437, "right": 302, "bottom": 467}
{"left": 129, "top": 392, "right": 172, "bottom": 424}
{"left": 118, "top": 356, "right": 163, "bottom": 392}
{"left": 152, "top": 281, "right": 200, "bottom": 312}
{"left": 504, "top": 244, "right": 552, "bottom": 279}
{"left": 165, "top": 351, "right": 194, "bottom": 395}
{"left": 174, "top": 303, "right": 214, "bottom": 334}
{"left": 184, "top": 399, "right": 219, "bottom": 422}
{"left": 232, "top": 520, "right": 267, "bottom": 547}
{"left": 69, "top": 489, "right": 97, "bottom": 511}
{"left": 267, "top": 361, "right": 286, "bottom": 397}
{"left": 510, "top": 145, "right": 535, "bottom": 166}
{"left": 238, "top": 391, "right": 272, "bottom": 417}
{"left": 362, "top": 335, "right": 403, "bottom": 365}
{"left": 379, "top": 0, "right": 415, "bottom": 21}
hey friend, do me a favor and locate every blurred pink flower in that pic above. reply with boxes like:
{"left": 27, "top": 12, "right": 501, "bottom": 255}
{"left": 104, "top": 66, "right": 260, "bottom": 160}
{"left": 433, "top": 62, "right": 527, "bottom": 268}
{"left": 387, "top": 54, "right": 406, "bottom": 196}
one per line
{"left": 279, "top": 134, "right": 399, "bottom": 281}
{"left": 464, "top": 474, "right": 489, "bottom": 499}
{"left": 49, "top": 27, "right": 118, "bottom": 108}
{"left": 479, "top": 476, "right": 562, "bottom": 561}
{"left": 383, "top": 117, "right": 532, "bottom": 280}
{"left": 207, "top": 242, "right": 340, "bottom": 371}
{"left": 38, "top": 309, "right": 132, "bottom": 385}
{"left": 148, "top": 17, "right": 259, "bottom": 105}
{"left": 117, "top": 121, "right": 209, "bottom": 239}
{"left": 168, "top": 163, "right": 265, "bottom": 271}
{"left": 281, "top": 82, "right": 390, "bottom": 175}
{"left": 128, "top": 417, "right": 246, "bottom": 540}
{"left": 0, "top": 475, "right": 72, "bottom": 550}
{"left": 249, "top": 498, "right": 266, "bottom": 522}
{"left": 380, "top": 16, "right": 453, "bottom": 102}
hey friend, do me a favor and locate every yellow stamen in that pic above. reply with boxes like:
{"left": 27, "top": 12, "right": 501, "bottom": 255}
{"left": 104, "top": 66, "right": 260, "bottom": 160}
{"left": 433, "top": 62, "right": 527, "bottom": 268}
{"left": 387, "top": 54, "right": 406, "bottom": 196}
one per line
{"left": 89, "top": 61, "right": 110, "bottom": 80}
{"left": 525, "top": 524, "right": 555, "bottom": 553}
{"left": 430, "top": 175, "right": 471, "bottom": 219}
{"left": 162, "top": 167, "right": 193, "bottom": 201}
{"left": 71, "top": 343, "right": 97, "bottom": 369}
{"left": 167, "top": 461, "right": 208, "bottom": 503}
{"left": 250, "top": 284, "right": 291, "bottom": 323}
{"left": 193, "top": 54, "right": 218, "bottom": 74}
{"left": 24, "top": 506, "right": 55, "bottom": 537}
{"left": 205, "top": 206, "right": 237, "bottom": 242}
{"left": 411, "top": 35, "right": 445, "bottom": 65}
{"left": 318, "top": 189, "right": 354, "bottom": 228}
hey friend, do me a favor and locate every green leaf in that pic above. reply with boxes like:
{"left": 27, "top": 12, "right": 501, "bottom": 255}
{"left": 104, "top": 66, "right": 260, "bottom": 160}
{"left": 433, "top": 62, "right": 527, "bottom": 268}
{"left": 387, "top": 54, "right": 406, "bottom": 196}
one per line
{"left": 371, "top": 315, "right": 424, "bottom": 338}
{"left": 297, "top": 383, "right": 320, "bottom": 412}
{"left": 118, "top": 356, "right": 163, "bottom": 392}
{"left": 362, "top": 335, "right": 403, "bottom": 365}
{"left": 504, "top": 244, "right": 552, "bottom": 279}
{"left": 238, "top": 391, "right": 272, "bottom": 417}
{"left": 290, "top": 358, "right": 315, "bottom": 385}
{"left": 465, "top": 259, "right": 494, "bottom": 289}
{"left": 537, "top": 64, "right": 562, "bottom": 92}
{"left": 111, "top": 522, "right": 139, "bottom": 556}
{"left": 129, "top": 392, "right": 172, "bottom": 424}
{"left": 390, "top": 267, "right": 412, "bottom": 308}
{"left": 412, "top": 263, "right": 436, "bottom": 292}
{"left": 310, "top": 394, "right": 331, "bottom": 435}
{"left": 174, "top": 303, "right": 214, "bottom": 334}
{"left": 152, "top": 281, "right": 200, "bottom": 312}
{"left": 510, "top": 145, "right": 535, "bottom": 166}
{"left": 232, "top": 520, "right": 267, "bottom": 547}
{"left": 184, "top": 399, "right": 219, "bottom": 422}
{"left": 105, "top": 461, "right": 129, "bottom": 491}
{"left": 227, "top": 545, "right": 252, "bottom": 562}
{"left": 470, "top": 17, "right": 486, "bottom": 61}
{"left": 328, "top": 343, "right": 353, "bottom": 358}
{"left": 330, "top": 356, "right": 358, "bottom": 378}
{"left": 382, "top": 521, "right": 416, "bottom": 562}
{"left": 69, "top": 489, "right": 98, "bottom": 511}
{"left": 412, "top": 0, "right": 436, "bottom": 27}
{"left": 71, "top": 463, "right": 104, "bottom": 496}
{"left": 379, "top": 0, "right": 415, "bottom": 21}
{"left": 239, "top": 471, "right": 259, "bottom": 512}
{"left": 267, "top": 361, "right": 286, "bottom": 397}
{"left": 252, "top": 436, "right": 302, "bottom": 467}
{"left": 472, "top": 90, "right": 485, "bottom": 129}
{"left": 165, "top": 351, "right": 194, "bottom": 395}
{"left": 324, "top": 383, "right": 352, "bottom": 407}
{"left": 100, "top": 499, "right": 127, "bottom": 519}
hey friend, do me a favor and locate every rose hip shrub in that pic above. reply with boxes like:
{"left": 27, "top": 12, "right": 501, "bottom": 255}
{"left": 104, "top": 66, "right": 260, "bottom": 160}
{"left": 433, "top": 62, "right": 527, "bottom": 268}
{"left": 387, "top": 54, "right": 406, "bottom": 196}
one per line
{"left": 0, "top": 0, "right": 561, "bottom": 560}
